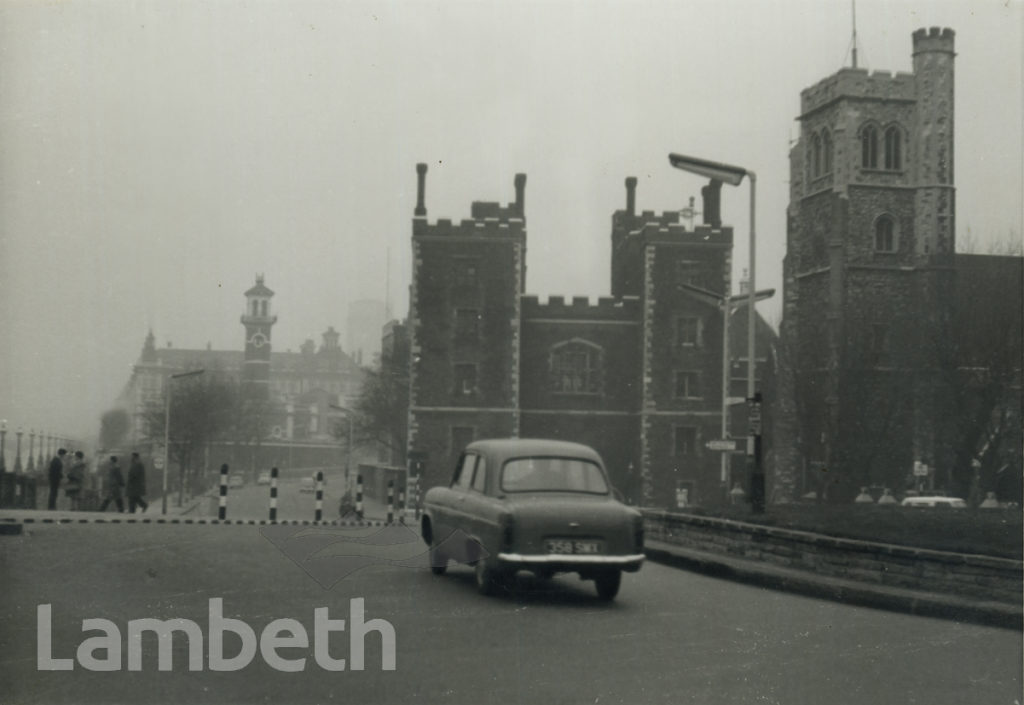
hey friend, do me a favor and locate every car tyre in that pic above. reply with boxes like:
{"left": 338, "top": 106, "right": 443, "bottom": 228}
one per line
{"left": 474, "top": 559, "right": 507, "bottom": 596}
{"left": 594, "top": 570, "right": 621, "bottom": 601}
{"left": 430, "top": 540, "right": 448, "bottom": 576}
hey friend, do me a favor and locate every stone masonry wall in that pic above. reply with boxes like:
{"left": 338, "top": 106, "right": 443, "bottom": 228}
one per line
{"left": 643, "top": 510, "right": 1023, "bottom": 604}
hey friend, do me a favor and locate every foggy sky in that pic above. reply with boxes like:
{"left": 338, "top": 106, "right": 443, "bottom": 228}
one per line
{"left": 1, "top": 0, "right": 1021, "bottom": 442}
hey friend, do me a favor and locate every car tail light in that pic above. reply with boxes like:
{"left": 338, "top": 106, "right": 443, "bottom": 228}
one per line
{"left": 499, "top": 513, "right": 515, "bottom": 551}
{"left": 632, "top": 513, "right": 644, "bottom": 552}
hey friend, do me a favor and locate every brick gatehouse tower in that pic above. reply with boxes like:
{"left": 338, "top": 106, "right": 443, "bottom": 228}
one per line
{"left": 405, "top": 164, "right": 777, "bottom": 508}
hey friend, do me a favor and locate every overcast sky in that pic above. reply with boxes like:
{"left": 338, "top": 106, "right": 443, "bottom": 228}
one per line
{"left": 1, "top": 0, "right": 1021, "bottom": 443}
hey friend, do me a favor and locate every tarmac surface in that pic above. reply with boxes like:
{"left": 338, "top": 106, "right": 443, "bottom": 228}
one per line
{"left": 2, "top": 498, "right": 1020, "bottom": 631}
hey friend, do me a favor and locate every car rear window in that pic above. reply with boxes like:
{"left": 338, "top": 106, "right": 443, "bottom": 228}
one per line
{"left": 500, "top": 456, "right": 608, "bottom": 494}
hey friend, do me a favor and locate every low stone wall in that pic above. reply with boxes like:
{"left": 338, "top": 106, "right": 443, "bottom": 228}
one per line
{"left": 642, "top": 510, "right": 1023, "bottom": 605}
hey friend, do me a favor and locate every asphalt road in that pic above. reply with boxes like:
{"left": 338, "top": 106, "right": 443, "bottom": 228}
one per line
{"left": 1, "top": 519, "right": 1020, "bottom": 705}
{"left": 197, "top": 476, "right": 370, "bottom": 522}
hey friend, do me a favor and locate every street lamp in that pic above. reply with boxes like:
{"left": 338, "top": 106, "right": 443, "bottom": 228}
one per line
{"left": 679, "top": 283, "right": 775, "bottom": 498}
{"left": 669, "top": 152, "right": 766, "bottom": 512}
{"left": 162, "top": 369, "right": 204, "bottom": 514}
{"left": 329, "top": 405, "right": 355, "bottom": 492}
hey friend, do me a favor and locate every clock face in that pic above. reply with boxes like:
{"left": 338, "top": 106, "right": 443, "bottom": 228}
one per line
{"left": 249, "top": 329, "right": 268, "bottom": 348}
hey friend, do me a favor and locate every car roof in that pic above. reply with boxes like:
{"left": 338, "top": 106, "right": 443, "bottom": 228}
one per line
{"left": 464, "top": 438, "right": 603, "bottom": 463}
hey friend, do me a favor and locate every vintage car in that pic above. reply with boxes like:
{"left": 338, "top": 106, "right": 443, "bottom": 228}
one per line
{"left": 421, "top": 438, "right": 644, "bottom": 600}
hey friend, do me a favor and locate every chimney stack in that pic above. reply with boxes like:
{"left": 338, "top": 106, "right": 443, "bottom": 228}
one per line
{"left": 415, "top": 163, "right": 428, "bottom": 217}
{"left": 625, "top": 177, "right": 637, "bottom": 215}
{"left": 701, "top": 179, "right": 722, "bottom": 227}
{"left": 514, "top": 173, "right": 526, "bottom": 217}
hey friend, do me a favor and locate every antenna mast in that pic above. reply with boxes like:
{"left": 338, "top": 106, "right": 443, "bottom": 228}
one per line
{"left": 384, "top": 247, "right": 392, "bottom": 320}
{"left": 851, "top": 0, "right": 858, "bottom": 68}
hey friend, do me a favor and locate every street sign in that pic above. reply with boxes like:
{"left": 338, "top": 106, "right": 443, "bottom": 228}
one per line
{"left": 152, "top": 455, "right": 164, "bottom": 470}
{"left": 913, "top": 461, "right": 928, "bottom": 477}
{"left": 747, "top": 397, "right": 763, "bottom": 435}
{"left": 706, "top": 439, "right": 738, "bottom": 452}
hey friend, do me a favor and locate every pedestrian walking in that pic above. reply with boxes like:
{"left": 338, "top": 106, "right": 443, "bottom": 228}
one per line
{"left": 98, "top": 455, "right": 125, "bottom": 513}
{"left": 65, "top": 451, "right": 87, "bottom": 511}
{"left": 126, "top": 452, "right": 149, "bottom": 513}
{"left": 47, "top": 448, "right": 67, "bottom": 510}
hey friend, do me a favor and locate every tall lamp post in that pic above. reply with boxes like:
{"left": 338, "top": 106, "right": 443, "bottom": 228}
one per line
{"left": 679, "top": 283, "right": 774, "bottom": 499}
{"left": 162, "top": 369, "right": 205, "bottom": 515}
{"left": 669, "top": 152, "right": 766, "bottom": 513}
{"left": 0, "top": 420, "right": 7, "bottom": 473}
{"left": 328, "top": 405, "right": 355, "bottom": 492}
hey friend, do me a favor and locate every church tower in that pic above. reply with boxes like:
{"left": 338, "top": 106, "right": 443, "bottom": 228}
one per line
{"left": 780, "top": 28, "right": 957, "bottom": 501}
{"left": 240, "top": 275, "right": 277, "bottom": 395}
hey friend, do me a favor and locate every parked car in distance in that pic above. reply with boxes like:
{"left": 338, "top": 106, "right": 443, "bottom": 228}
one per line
{"left": 421, "top": 438, "right": 644, "bottom": 600}
{"left": 256, "top": 471, "right": 271, "bottom": 486}
{"left": 901, "top": 496, "right": 967, "bottom": 508}
{"left": 228, "top": 473, "right": 245, "bottom": 489}
{"left": 299, "top": 476, "right": 316, "bottom": 493}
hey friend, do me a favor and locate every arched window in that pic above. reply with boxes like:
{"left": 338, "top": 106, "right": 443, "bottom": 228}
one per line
{"left": 822, "top": 130, "right": 833, "bottom": 173}
{"left": 252, "top": 300, "right": 259, "bottom": 316}
{"left": 260, "top": 300, "right": 268, "bottom": 317}
{"left": 874, "top": 215, "right": 897, "bottom": 252}
{"left": 810, "top": 133, "right": 822, "bottom": 178}
{"left": 861, "top": 124, "right": 879, "bottom": 169}
{"left": 549, "top": 339, "right": 603, "bottom": 395}
{"left": 884, "top": 126, "right": 902, "bottom": 170}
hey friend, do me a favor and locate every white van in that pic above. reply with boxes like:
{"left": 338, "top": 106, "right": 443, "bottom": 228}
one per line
{"left": 900, "top": 496, "right": 967, "bottom": 508}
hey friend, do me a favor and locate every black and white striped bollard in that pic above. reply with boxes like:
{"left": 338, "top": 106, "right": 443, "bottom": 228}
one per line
{"left": 356, "top": 474, "right": 363, "bottom": 520}
{"left": 398, "top": 487, "right": 406, "bottom": 524}
{"left": 269, "top": 467, "right": 278, "bottom": 521}
{"left": 387, "top": 479, "right": 394, "bottom": 524}
{"left": 315, "top": 471, "right": 324, "bottom": 522}
{"left": 218, "top": 464, "right": 228, "bottom": 520}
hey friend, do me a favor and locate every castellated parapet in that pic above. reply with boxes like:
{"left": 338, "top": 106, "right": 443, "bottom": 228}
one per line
{"left": 521, "top": 295, "right": 641, "bottom": 322}
{"left": 800, "top": 69, "right": 915, "bottom": 117}
{"left": 912, "top": 26, "right": 955, "bottom": 56}
{"left": 413, "top": 211, "right": 526, "bottom": 239}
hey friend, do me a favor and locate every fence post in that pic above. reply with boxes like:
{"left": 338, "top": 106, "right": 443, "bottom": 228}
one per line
{"left": 269, "top": 467, "right": 278, "bottom": 521}
{"left": 218, "top": 464, "right": 228, "bottom": 520}
{"left": 315, "top": 471, "right": 324, "bottom": 522}
{"left": 387, "top": 479, "right": 394, "bottom": 524}
{"left": 356, "top": 474, "right": 363, "bottom": 520}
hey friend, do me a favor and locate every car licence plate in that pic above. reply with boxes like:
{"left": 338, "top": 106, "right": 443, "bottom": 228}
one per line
{"left": 546, "top": 539, "right": 601, "bottom": 555}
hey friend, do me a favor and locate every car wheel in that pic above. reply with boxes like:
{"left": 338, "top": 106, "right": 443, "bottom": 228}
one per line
{"left": 474, "top": 559, "right": 507, "bottom": 596}
{"left": 594, "top": 570, "right": 621, "bottom": 601}
{"left": 430, "top": 539, "right": 448, "bottom": 576}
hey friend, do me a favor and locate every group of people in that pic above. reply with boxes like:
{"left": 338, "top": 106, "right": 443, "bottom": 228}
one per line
{"left": 46, "top": 449, "right": 149, "bottom": 513}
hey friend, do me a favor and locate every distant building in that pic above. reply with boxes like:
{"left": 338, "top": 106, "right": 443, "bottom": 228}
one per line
{"left": 404, "top": 165, "right": 776, "bottom": 508}
{"left": 117, "top": 276, "right": 364, "bottom": 470}
{"left": 347, "top": 299, "right": 387, "bottom": 365}
{"left": 777, "top": 28, "right": 1022, "bottom": 503}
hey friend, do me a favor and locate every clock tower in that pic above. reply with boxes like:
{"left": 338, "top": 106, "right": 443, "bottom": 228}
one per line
{"left": 241, "top": 274, "right": 277, "bottom": 394}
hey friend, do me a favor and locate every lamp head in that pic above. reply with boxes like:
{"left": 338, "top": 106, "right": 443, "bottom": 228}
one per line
{"left": 669, "top": 153, "right": 747, "bottom": 186}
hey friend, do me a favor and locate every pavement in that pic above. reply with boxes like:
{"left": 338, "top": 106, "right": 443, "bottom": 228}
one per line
{"left": 644, "top": 538, "right": 1022, "bottom": 630}
{"left": 2, "top": 504, "right": 1019, "bottom": 630}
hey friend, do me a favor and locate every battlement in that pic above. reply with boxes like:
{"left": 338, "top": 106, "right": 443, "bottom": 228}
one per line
{"left": 413, "top": 215, "right": 525, "bottom": 239}
{"left": 521, "top": 294, "right": 641, "bottom": 321}
{"left": 912, "top": 26, "right": 955, "bottom": 56}
{"left": 471, "top": 200, "right": 521, "bottom": 220}
{"left": 800, "top": 68, "right": 915, "bottom": 117}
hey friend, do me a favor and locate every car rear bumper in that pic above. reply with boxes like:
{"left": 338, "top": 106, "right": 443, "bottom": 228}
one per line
{"left": 497, "top": 552, "right": 645, "bottom": 572}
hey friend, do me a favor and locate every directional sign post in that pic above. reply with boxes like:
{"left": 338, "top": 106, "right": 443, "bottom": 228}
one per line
{"left": 705, "top": 439, "right": 738, "bottom": 452}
